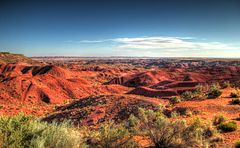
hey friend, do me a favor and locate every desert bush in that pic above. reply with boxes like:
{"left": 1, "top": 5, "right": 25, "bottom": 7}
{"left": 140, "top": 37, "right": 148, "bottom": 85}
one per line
{"left": 87, "top": 120, "right": 137, "bottom": 148}
{"left": 169, "top": 96, "right": 181, "bottom": 105}
{"left": 231, "top": 81, "right": 240, "bottom": 88}
{"left": 230, "top": 92, "right": 240, "bottom": 98}
{"left": 0, "top": 110, "right": 223, "bottom": 148}
{"left": 181, "top": 91, "right": 194, "bottom": 100}
{"left": 217, "top": 121, "right": 237, "bottom": 132}
{"left": 195, "top": 85, "right": 205, "bottom": 93}
{"left": 138, "top": 108, "right": 186, "bottom": 147}
{"left": 235, "top": 140, "right": 240, "bottom": 148}
{"left": 207, "top": 84, "right": 222, "bottom": 99}
{"left": 0, "top": 113, "right": 83, "bottom": 148}
{"left": 31, "top": 122, "right": 83, "bottom": 148}
{"left": 221, "top": 81, "right": 230, "bottom": 89}
{"left": 0, "top": 113, "right": 38, "bottom": 147}
{"left": 184, "top": 109, "right": 193, "bottom": 117}
{"left": 183, "top": 119, "right": 208, "bottom": 144}
{"left": 181, "top": 86, "right": 208, "bottom": 101}
{"left": 230, "top": 89, "right": 240, "bottom": 98}
{"left": 173, "top": 107, "right": 193, "bottom": 117}
{"left": 170, "top": 111, "right": 179, "bottom": 118}
{"left": 157, "top": 103, "right": 166, "bottom": 112}
{"left": 213, "top": 114, "right": 227, "bottom": 125}
{"left": 195, "top": 85, "right": 208, "bottom": 98}
{"left": 126, "top": 114, "right": 140, "bottom": 134}
{"left": 137, "top": 108, "right": 219, "bottom": 148}
{"left": 231, "top": 98, "right": 240, "bottom": 105}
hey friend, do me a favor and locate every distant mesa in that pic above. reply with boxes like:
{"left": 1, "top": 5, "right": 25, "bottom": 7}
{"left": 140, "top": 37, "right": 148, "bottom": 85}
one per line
{"left": 0, "top": 52, "right": 39, "bottom": 64}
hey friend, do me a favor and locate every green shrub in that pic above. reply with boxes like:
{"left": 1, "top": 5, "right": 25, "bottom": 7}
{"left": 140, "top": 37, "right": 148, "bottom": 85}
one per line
{"left": 207, "top": 84, "right": 222, "bottom": 99}
{"left": 231, "top": 98, "right": 240, "bottom": 105}
{"left": 184, "top": 109, "right": 193, "bottom": 117}
{"left": 0, "top": 113, "right": 83, "bottom": 148}
{"left": 87, "top": 120, "right": 137, "bottom": 148}
{"left": 31, "top": 122, "right": 83, "bottom": 148}
{"left": 0, "top": 113, "right": 37, "bottom": 147}
{"left": 172, "top": 107, "right": 193, "bottom": 117}
{"left": 181, "top": 91, "right": 194, "bottom": 100}
{"left": 0, "top": 110, "right": 223, "bottom": 148}
{"left": 213, "top": 114, "right": 227, "bottom": 125}
{"left": 217, "top": 121, "right": 237, "bottom": 132}
{"left": 230, "top": 90, "right": 240, "bottom": 98}
{"left": 184, "top": 118, "right": 222, "bottom": 146}
{"left": 231, "top": 81, "right": 240, "bottom": 88}
{"left": 221, "top": 81, "right": 230, "bottom": 89}
{"left": 169, "top": 96, "right": 181, "bottom": 105}
{"left": 138, "top": 108, "right": 186, "bottom": 147}
{"left": 170, "top": 111, "right": 179, "bottom": 118}
{"left": 138, "top": 108, "right": 219, "bottom": 147}
{"left": 195, "top": 85, "right": 208, "bottom": 98}
{"left": 195, "top": 85, "right": 205, "bottom": 92}
{"left": 181, "top": 86, "right": 208, "bottom": 101}
{"left": 126, "top": 114, "right": 140, "bottom": 134}
{"left": 235, "top": 140, "right": 240, "bottom": 148}
{"left": 230, "top": 92, "right": 239, "bottom": 98}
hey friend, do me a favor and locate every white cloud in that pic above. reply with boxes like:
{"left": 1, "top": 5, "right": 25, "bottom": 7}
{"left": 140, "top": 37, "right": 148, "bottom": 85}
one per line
{"left": 113, "top": 36, "right": 240, "bottom": 50}
{"left": 78, "top": 36, "right": 239, "bottom": 51}
{"left": 74, "top": 36, "right": 240, "bottom": 57}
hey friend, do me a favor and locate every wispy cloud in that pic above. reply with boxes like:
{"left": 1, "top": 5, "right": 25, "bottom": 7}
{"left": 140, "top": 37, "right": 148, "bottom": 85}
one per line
{"left": 113, "top": 37, "right": 240, "bottom": 50}
{"left": 77, "top": 36, "right": 239, "bottom": 51}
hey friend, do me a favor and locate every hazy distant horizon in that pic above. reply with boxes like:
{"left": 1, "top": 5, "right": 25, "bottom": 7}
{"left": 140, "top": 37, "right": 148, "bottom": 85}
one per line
{"left": 30, "top": 55, "right": 240, "bottom": 59}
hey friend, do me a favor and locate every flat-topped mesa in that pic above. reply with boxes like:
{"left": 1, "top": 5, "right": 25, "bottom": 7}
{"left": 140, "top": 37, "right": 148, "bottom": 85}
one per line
{"left": 0, "top": 52, "right": 40, "bottom": 65}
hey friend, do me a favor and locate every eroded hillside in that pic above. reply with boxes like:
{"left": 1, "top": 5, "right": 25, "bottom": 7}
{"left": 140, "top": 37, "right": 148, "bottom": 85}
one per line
{"left": 1, "top": 54, "right": 240, "bottom": 146}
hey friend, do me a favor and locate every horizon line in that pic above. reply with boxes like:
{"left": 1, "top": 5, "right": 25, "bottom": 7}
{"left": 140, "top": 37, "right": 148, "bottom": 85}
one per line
{"left": 30, "top": 56, "right": 240, "bottom": 59}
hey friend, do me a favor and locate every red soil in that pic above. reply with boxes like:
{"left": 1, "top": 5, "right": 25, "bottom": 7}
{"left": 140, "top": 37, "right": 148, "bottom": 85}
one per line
{"left": 170, "top": 88, "right": 240, "bottom": 146}
{"left": 42, "top": 94, "right": 166, "bottom": 126}
{"left": 106, "top": 66, "right": 240, "bottom": 98}
{"left": 1, "top": 56, "right": 240, "bottom": 146}
{"left": 127, "top": 86, "right": 178, "bottom": 98}
{"left": 0, "top": 63, "right": 132, "bottom": 116}
{"left": 107, "top": 70, "right": 171, "bottom": 87}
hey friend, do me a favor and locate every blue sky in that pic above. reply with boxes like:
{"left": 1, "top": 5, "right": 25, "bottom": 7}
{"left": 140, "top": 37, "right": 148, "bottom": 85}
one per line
{"left": 0, "top": 0, "right": 240, "bottom": 57}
